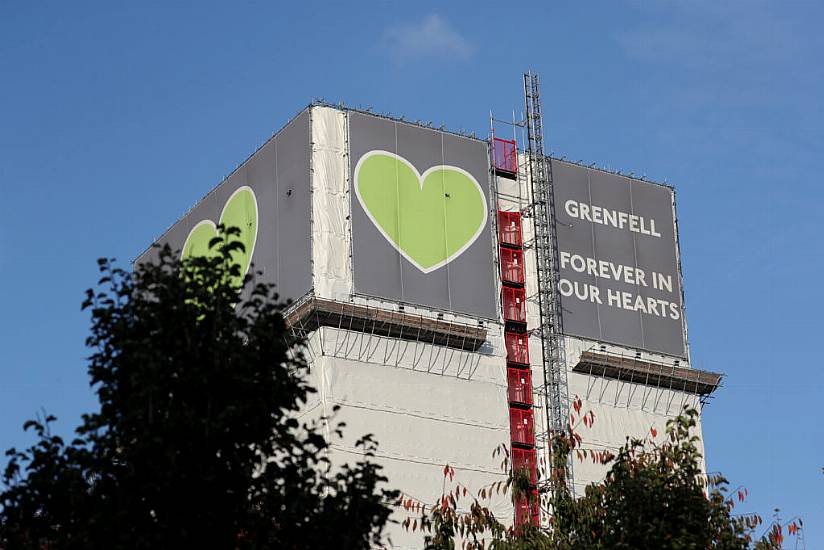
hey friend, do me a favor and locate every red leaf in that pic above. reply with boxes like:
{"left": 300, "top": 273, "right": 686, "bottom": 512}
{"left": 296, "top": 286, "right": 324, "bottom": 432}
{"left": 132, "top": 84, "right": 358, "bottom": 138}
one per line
{"left": 650, "top": 427, "right": 657, "bottom": 438}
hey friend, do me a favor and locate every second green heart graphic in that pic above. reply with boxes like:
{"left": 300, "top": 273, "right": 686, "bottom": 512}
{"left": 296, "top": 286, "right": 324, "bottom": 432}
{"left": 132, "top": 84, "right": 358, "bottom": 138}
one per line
{"left": 354, "top": 151, "right": 488, "bottom": 273}
{"left": 181, "top": 186, "right": 258, "bottom": 287}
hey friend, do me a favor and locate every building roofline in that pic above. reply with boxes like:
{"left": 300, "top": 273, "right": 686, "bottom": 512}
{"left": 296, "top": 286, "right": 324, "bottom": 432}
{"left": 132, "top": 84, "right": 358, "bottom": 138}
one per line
{"left": 310, "top": 100, "right": 486, "bottom": 143}
{"left": 546, "top": 156, "right": 675, "bottom": 192}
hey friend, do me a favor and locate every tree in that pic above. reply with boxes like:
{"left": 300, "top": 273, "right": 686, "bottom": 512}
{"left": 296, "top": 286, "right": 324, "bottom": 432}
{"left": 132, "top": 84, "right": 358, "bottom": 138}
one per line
{"left": 404, "top": 402, "right": 793, "bottom": 550}
{"left": 0, "top": 227, "right": 397, "bottom": 549}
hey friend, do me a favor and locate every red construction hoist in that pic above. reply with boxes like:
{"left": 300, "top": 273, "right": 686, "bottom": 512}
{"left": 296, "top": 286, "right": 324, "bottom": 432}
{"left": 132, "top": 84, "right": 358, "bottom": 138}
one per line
{"left": 493, "top": 74, "right": 572, "bottom": 526}
{"left": 495, "top": 178, "right": 540, "bottom": 526}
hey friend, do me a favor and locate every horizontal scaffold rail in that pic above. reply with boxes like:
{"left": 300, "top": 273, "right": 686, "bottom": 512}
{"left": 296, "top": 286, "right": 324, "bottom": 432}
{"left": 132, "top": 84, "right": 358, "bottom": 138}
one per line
{"left": 573, "top": 351, "right": 722, "bottom": 396}
{"left": 285, "top": 296, "right": 488, "bottom": 352}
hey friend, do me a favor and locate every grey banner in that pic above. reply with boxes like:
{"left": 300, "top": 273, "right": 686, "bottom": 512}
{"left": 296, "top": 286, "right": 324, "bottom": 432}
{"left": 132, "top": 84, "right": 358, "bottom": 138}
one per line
{"left": 137, "top": 110, "right": 312, "bottom": 304}
{"left": 348, "top": 112, "right": 497, "bottom": 319}
{"left": 552, "top": 160, "right": 686, "bottom": 357}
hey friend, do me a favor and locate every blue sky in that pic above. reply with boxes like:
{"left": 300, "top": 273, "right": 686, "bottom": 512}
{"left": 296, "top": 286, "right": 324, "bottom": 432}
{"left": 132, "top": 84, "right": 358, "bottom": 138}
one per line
{"left": 1, "top": 0, "right": 822, "bottom": 544}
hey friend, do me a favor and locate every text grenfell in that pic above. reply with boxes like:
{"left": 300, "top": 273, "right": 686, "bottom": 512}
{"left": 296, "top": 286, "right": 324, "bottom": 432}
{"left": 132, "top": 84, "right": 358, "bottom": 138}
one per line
{"left": 564, "top": 199, "right": 662, "bottom": 238}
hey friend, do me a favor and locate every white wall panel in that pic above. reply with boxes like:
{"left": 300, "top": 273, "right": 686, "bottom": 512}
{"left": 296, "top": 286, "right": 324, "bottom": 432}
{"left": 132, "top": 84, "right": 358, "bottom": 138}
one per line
{"left": 311, "top": 106, "right": 351, "bottom": 300}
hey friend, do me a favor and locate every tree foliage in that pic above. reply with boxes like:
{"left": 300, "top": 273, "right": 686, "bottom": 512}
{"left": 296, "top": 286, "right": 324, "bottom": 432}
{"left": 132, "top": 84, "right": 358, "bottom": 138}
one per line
{"left": 0, "top": 227, "right": 397, "bottom": 549}
{"left": 405, "top": 403, "right": 793, "bottom": 550}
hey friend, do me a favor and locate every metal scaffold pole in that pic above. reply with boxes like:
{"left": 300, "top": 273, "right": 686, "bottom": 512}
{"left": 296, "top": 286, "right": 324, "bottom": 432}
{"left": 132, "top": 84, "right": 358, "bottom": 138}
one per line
{"left": 523, "top": 71, "right": 573, "bottom": 498}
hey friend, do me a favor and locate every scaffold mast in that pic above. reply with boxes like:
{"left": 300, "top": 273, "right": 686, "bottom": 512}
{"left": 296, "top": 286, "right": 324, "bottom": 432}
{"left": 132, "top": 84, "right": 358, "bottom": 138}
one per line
{"left": 523, "top": 71, "right": 572, "bottom": 497}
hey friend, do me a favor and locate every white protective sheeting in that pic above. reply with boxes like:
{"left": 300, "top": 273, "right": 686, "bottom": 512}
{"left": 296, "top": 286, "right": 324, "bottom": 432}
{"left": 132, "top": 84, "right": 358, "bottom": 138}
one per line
{"left": 311, "top": 106, "right": 352, "bottom": 300}
{"left": 300, "top": 327, "right": 513, "bottom": 549}
{"left": 369, "top": 456, "right": 508, "bottom": 549}
{"left": 320, "top": 351, "right": 508, "bottom": 443}
{"left": 567, "top": 370, "right": 705, "bottom": 491}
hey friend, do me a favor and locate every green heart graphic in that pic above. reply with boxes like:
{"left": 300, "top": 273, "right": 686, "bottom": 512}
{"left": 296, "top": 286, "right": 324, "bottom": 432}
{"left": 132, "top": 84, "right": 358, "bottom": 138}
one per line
{"left": 354, "top": 151, "right": 487, "bottom": 273}
{"left": 181, "top": 186, "right": 258, "bottom": 287}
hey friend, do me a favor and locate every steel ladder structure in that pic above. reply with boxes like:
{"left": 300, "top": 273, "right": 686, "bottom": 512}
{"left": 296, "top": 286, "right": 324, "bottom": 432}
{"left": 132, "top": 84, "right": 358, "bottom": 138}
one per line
{"left": 522, "top": 71, "right": 573, "bottom": 499}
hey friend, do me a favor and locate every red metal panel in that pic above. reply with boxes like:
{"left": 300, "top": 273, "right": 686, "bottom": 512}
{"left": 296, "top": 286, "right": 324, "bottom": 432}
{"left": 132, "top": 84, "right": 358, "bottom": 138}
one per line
{"left": 514, "top": 490, "right": 540, "bottom": 527}
{"left": 492, "top": 137, "right": 518, "bottom": 175}
{"left": 500, "top": 248, "right": 525, "bottom": 285}
{"left": 497, "top": 211, "right": 522, "bottom": 248}
{"left": 503, "top": 287, "right": 526, "bottom": 323}
{"left": 505, "top": 331, "right": 529, "bottom": 365}
{"left": 512, "top": 448, "right": 537, "bottom": 485}
{"left": 509, "top": 408, "right": 535, "bottom": 445}
{"left": 507, "top": 368, "right": 532, "bottom": 405}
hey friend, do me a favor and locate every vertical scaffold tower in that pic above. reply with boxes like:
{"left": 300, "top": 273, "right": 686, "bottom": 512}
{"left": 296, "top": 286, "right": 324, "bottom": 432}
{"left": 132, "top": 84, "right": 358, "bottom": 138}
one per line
{"left": 523, "top": 71, "right": 572, "bottom": 497}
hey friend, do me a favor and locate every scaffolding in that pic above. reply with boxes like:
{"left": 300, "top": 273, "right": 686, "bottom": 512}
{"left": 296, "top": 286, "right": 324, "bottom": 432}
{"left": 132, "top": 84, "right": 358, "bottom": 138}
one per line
{"left": 285, "top": 293, "right": 486, "bottom": 379}
{"left": 523, "top": 71, "right": 572, "bottom": 497}
{"left": 572, "top": 345, "right": 722, "bottom": 414}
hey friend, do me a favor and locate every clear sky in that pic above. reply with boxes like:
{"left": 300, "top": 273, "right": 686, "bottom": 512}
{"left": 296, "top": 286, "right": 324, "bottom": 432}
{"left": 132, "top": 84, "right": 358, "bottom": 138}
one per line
{"left": 1, "top": 0, "right": 822, "bottom": 544}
